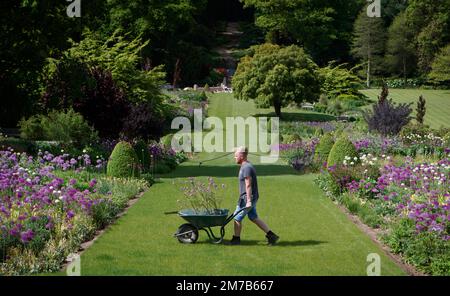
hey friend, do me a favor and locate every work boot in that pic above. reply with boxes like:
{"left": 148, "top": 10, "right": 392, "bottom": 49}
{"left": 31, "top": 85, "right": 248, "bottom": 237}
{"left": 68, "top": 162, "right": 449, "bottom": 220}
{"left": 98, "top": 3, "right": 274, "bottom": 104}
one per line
{"left": 230, "top": 235, "right": 241, "bottom": 245}
{"left": 266, "top": 231, "right": 279, "bottom": 245}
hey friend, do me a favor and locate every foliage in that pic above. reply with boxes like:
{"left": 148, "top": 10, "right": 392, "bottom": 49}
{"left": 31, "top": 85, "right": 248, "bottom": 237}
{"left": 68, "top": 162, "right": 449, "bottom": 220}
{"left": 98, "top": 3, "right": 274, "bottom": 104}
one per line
{"left": 385, "top": 11, "right": 417, "bottom": 81}
{"left": 405, "top": 0, "right": 450, "bottom": 74}
{"left": 416, "top": 95, "right": 426, "bottom": 124}
{"left": 364, "top": 86, "right": 413, "bottom": 136}
{"left": 121, "top": 103, "right": 165, "bottom": 141}
{"left": 107, "top": 141, "right": 140, "bottom": 178}
{"left": 428, "top": 44, "right": 450, "bottom": 86}
{"left": 318, "top": 63, "right": 365, "bottom": 100}
{"left": 55, "top": 30, "right": 167, "bottom": 105}
{"left": 242, "top": 0, "right": 363, "bottom": 64}
{"left": 327, "top": 135, "right": 358, "bottom": 168}
{"left": 314, "top": 133, "right": 335, "bottom": 166}
{"left": 351, "top": 8, "right": 387, "bottom": 87}
{"left": 233, "top": 43, "right": 321, "bottom": 117}
{"left": 19, "top": 109, "right": 99, "bottom": 148}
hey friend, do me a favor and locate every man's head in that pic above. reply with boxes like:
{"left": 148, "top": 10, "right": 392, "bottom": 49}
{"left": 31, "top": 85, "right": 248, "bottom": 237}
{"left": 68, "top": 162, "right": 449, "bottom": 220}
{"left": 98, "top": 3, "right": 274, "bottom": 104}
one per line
{"left": 234, "top": 146, "right": 248, "bottom": 164}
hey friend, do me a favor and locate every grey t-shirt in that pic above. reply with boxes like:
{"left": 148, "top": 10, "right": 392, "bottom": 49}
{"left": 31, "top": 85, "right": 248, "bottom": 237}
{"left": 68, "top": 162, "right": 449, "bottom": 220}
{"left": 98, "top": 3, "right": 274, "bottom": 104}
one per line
{"left": 239, "top": 162, "right": 259, "bottom": 201}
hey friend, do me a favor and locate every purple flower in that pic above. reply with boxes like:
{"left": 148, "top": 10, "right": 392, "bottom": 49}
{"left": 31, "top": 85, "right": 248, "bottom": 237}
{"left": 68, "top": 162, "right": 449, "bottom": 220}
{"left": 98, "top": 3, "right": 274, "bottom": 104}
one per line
{"left": 20, "top": 229, "right": 34, "bottom": 243}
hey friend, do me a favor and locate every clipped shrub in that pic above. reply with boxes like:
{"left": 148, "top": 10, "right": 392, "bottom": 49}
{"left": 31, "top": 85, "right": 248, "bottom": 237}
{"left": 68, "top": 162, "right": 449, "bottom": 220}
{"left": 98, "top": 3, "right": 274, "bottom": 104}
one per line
{"left": 314, "top": 133, "right": 335, "bottom": 165}
{"left": 107, "top": 141, "right": 140, "bottom": 178}
{"left": 327, "top": 135, "right": 358, "bottom": 167}
{"left": 134, "top": 140, "right": 151, "bottom": 172}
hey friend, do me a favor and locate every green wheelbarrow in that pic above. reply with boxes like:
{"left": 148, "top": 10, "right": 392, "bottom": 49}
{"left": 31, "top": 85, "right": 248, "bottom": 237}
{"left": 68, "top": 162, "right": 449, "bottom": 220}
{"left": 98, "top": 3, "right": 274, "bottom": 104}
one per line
{"left": 172, "top": 207, "right": 248, "bottom": 244}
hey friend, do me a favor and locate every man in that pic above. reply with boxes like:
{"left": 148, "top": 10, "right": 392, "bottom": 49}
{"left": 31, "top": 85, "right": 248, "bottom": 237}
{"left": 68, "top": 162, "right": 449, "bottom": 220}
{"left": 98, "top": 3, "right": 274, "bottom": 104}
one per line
{"left": 230, "top": 146, "right": 279, "bottom": 245}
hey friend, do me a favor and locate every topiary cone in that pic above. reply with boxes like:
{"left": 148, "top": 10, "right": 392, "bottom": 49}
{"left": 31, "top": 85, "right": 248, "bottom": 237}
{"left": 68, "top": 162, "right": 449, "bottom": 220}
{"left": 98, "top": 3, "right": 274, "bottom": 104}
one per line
{"left": 314, "top": 133, "right": 334, "bottom": 165}
{"left": 107, "top": 141, "right": 140, "bottom": 178}
{"left": 327, "top": 135, "right": 358, "bottom": 168}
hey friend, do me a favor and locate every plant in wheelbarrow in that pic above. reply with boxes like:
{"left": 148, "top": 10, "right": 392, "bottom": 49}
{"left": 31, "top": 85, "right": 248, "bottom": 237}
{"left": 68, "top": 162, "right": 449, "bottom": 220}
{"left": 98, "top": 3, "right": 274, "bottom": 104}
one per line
{"left": 172, "top": 177, "right": 241, "bottom": 244}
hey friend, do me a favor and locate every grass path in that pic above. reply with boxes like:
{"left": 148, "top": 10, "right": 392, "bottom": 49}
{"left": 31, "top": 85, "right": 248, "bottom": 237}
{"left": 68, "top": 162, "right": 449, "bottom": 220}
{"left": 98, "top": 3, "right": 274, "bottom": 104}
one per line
{"left": 360, "top": 88, "right": 450, "bottom": 129}
{"left": 77, "top": 94, "right": 405, "bottom": 275}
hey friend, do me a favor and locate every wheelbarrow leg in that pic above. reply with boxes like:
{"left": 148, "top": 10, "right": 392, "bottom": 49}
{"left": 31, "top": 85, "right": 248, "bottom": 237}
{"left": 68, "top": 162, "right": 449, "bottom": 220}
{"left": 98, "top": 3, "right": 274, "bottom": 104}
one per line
{"left": 200, "top": 227, "right": 224, "bottom": 244}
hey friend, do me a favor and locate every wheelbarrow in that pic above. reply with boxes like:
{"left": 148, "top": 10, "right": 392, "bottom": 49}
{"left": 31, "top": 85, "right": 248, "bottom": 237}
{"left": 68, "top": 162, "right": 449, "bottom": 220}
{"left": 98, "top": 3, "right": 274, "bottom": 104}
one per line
{"left": 170, "top": 207, "right": 248, "bottom": 244}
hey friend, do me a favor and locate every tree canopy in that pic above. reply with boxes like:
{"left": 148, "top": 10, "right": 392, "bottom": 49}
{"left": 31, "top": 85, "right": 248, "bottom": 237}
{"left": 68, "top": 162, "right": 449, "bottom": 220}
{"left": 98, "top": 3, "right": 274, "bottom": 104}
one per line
{"left": 232, "top": 43, "right": 321, "bottom": 117}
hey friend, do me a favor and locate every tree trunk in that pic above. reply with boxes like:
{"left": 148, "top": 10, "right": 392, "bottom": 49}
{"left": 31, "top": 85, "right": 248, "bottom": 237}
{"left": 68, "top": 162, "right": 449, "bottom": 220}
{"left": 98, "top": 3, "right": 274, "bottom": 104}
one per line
{"left": 403, "top": 56, "right": 407, "bottom": 86}
{"left": 367, "top": 57, "right": 371, "bottom": 88}
{"left": 273, "top": 100, "right": 282, "bottom": 118}
{"left": 173, "top": 58, "right": 181, "bottom": 89}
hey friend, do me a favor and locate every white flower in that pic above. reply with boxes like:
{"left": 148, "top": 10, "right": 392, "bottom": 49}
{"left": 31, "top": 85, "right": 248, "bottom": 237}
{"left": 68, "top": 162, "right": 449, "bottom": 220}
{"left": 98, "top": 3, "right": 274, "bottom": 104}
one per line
{"left": 59, "top": 196, "right": 64, "bottom": 200}
{"left": 372, "top": 157, "right": 377, "bottom": 161}
{"left": 61, "top": 149, "right": 64, "bottom": 153}
{"left": 49, "top": 186, "right": 54, "bottom": 190}
{"left": 424, "top": 176, "right": 428, "bottom": 180}
{"left": 55, "top": 200, "right": 60, "bottom": 204}
{"left": 53, "top": 190, "right": 57, "bottom": 194}
{"left": 83, "top": 149, "right": 87, "bottom": 153}
{"left": 353, "top": 157, "right": 358, "bottom": 161}
{"left": 26, "top": 178, "right": 31, "bottom": 182}
{"left": 401, "top": 183, "right": 405, "bottom": 187}
{"left": 382, "top": 154, "right": 386, "bottom": 158}
{"left": 350, "top": 162, "right": 355, "bottom": 165}
{"left": 369, "top": 161, "right": 374, "bottom": 165}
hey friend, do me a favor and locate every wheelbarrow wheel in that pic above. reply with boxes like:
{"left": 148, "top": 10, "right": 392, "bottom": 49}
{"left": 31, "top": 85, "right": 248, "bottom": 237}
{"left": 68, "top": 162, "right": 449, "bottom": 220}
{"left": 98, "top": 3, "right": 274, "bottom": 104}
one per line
{"left": 176, "top": 223, "right": 199, "bottom": 244}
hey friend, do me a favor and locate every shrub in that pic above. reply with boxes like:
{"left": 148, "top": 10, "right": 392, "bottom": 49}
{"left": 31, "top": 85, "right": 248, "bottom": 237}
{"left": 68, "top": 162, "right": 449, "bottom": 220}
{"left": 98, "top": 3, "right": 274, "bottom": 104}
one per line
{"left": 314, "top": 133, "right": 334, "bottom": 165}
{"left": 18, "top": 115, "right": 45, "bottom": 141}
{"left": 19, "top": 109, "right": 99, "bottom": 148}
{"left": 327, "top": 135, "right": 358, "bottom": 168}
{"left": 364, "top": 99, "right": 412, "bottom": 136}
{"left": 416, "top": 95, "right": 426, "bottom": 125}
{"left": 107, "top": 141, "right": 140, "bottom": 178}
{"left": 42, "top": 109, "right": 99, "bottom": 147}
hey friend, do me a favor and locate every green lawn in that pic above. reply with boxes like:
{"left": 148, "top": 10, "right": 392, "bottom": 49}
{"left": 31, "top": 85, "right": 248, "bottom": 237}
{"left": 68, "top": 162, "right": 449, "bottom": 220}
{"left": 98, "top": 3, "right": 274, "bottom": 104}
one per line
{"left": 360, "top": 88, "right": 450, "bottom": 129}
{"left": 74, "top": 93, "right": 406, "bottom": 275}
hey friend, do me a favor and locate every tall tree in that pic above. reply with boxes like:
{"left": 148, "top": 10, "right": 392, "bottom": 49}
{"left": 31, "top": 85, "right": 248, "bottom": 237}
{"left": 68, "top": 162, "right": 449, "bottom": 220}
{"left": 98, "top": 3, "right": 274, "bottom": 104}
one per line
{"left": 351, "top": 9, "right": 387, "bottom": 88}
{"left": 405, "top": 0, "right": 450, "bottom": 73}
{"left": 428, "top": 44, "right": 450, "bottom": 86}
{"left": 385, "top": 11, "right": 417, "bottom": 83}
{"left": 242, "top": 0, "right": 365, "bottom": 65}
{"left": 233, "top": 44, "right": 321, "bottom": 117}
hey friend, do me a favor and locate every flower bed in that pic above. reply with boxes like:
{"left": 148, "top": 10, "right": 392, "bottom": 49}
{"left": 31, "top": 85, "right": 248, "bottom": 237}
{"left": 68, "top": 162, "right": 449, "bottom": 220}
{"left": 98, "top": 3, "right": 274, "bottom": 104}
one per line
{"left": 0, "top": 148, "right": 149, "bottom": 275}
{"left": 316, "top": 150, "right": 450, "bottom": 275}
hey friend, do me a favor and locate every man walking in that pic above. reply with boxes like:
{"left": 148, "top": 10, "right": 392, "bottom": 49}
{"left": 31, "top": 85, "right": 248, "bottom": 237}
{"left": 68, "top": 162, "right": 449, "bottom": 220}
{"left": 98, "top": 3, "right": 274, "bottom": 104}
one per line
{"left": 230, "top": 146, "right": 279, "bottom": 245}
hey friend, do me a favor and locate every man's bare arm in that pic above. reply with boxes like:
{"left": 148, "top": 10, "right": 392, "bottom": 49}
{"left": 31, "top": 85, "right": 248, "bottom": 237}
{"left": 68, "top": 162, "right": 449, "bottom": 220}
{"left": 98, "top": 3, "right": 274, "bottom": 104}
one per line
{"left": 245, "top": 176, "right": 252, "bottom": 207}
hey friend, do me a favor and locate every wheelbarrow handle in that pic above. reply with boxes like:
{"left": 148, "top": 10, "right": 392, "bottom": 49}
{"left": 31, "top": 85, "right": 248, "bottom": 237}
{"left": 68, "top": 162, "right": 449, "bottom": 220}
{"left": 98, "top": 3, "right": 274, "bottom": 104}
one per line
{"left": 223, "top": 206, "right": 251, "bottom": 226}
